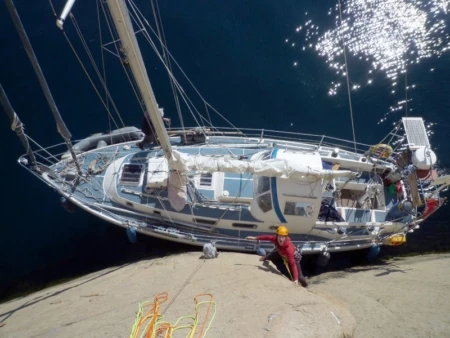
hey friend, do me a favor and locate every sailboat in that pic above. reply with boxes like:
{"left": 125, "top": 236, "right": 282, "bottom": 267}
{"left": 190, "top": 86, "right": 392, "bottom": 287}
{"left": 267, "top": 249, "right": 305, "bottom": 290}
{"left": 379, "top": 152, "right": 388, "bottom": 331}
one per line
{"left": 2, "top": 0, "right": 450, "bottom": 267}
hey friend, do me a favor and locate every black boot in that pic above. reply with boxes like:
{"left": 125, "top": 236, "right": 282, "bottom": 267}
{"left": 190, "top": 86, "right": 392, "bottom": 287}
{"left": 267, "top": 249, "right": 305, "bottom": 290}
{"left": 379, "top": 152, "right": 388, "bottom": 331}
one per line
{"left": 299, "top": 277, "right": 308, "bottom": 288}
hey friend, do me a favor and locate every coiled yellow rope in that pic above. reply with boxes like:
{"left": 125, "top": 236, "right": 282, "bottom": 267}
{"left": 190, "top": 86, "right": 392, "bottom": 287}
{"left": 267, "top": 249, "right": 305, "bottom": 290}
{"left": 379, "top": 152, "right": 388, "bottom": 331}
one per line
{"left": 130, "top": 293, "right": 216, "bottom": 338}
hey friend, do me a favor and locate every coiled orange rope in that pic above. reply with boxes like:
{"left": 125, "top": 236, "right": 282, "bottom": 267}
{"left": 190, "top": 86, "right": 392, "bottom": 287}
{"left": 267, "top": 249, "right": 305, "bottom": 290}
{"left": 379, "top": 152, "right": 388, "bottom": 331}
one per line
{"left": 130, "top": 293, "right": 216, "bottom": 338}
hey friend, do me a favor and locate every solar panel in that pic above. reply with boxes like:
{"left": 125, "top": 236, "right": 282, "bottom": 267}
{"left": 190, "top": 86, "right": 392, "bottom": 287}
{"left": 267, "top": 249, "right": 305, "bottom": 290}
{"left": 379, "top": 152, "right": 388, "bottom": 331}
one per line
{"left": 402, "top": 117, "right": 430, "bottom": 147}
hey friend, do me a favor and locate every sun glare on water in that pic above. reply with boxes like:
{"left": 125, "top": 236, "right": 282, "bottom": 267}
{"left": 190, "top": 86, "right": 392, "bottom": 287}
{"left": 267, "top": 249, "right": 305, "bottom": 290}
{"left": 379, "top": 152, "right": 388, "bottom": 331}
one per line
{"left": 287, "top": 0, "right": 450, "bottom": 126}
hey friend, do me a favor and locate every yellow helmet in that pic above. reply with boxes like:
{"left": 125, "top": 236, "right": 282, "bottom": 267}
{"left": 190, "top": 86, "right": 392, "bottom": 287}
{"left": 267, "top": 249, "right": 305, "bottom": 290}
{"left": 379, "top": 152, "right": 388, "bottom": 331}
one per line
{"left": 276, "top": 225, "right": 289, "bottom": 236}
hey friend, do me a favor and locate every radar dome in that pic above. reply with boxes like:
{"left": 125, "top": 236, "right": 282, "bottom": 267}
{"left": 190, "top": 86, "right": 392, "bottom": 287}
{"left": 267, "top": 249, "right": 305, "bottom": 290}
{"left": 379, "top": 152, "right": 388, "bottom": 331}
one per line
{"left": 412, "top": 146, "right": 437, "bottom": 170}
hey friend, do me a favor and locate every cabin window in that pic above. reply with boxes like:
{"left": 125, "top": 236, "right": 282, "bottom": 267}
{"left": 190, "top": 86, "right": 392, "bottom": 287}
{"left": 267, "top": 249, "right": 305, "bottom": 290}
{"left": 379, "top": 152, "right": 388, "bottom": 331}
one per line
{"left": 284, "top": 201, "right": 314, "bottom": 217}
{"left": 120, "top": 164, "right": 144, "bottom": 186}
{"left": 262, "top": 151, "right": 271, "bottom": 160}
{"left": 257, "top": 192, "right": 273, "bottom": 212}
{"left": 199, "top": 173, "right": 213, "bottom": 187}
{"left": 256, "top": 176, "right": 270, "bottom": 195}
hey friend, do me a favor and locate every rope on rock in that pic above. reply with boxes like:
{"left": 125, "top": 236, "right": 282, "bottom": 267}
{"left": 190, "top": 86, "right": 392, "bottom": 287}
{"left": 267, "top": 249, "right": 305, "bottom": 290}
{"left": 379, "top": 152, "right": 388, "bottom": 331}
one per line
{"left": 130, "top": 292, "right": 216, "bottom": 338}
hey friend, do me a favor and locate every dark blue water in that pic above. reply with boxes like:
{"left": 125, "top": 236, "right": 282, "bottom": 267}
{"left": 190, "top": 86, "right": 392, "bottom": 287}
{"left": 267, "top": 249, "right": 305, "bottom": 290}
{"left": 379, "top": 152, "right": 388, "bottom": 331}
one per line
{"left": 1, "top": 0, "right": 449, "bottom": 299}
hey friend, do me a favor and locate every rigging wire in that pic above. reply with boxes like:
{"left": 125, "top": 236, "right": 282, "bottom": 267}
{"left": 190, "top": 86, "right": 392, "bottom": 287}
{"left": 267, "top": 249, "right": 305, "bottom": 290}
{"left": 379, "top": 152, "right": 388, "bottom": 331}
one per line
{"left": 69, "top": 15, "right": 125, "bottom": 128}
{"left": 97, "top": 0, "right": 113, "bottom": 142}
{"left": 150, "top": 0, "right": 186, "bottom": 135}
{"left": 128, "top": 0, "right": 244, "bottom": 135}
{"left": 405, "top": 66, "right": 408, "bottom": 118}
{"left": 128, "top": 1, "right": 246, "bottom": 144}
{"left": 337, "top": 0, "right": 357, "bottom": 154}
{"left": 98, "top": 0, "right": 148, "bottom": 116}
{"left": 99, "top": 0, "right": 170, "bottom": 144}
{"left": 49, "top": 0, "right": 126, "bottom": 135}
{"left": 127, "top": 2, "right": 207, "bottom": 135}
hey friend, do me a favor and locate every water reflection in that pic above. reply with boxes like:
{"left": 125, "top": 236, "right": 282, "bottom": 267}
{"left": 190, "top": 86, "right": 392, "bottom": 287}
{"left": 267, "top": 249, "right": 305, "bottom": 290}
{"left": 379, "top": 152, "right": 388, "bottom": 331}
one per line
{"left": 288, "top": 1, "right": 449, "bottom": 123}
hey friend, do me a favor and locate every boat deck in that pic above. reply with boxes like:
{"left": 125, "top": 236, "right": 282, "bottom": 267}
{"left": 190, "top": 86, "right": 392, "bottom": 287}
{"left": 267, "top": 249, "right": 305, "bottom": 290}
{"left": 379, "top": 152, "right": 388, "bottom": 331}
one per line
{"left": 19, "top": 129, "right": 421, "bottom": 253}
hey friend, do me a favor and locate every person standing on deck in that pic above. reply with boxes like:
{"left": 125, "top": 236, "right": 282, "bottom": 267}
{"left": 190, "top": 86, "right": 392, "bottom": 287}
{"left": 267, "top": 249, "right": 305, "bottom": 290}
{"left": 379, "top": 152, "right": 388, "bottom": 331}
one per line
{"left": 246, "top": 226, "right": 308, "bottom": 287}
{"left": 137, "top": 108, "right": 171, "bottom": 149}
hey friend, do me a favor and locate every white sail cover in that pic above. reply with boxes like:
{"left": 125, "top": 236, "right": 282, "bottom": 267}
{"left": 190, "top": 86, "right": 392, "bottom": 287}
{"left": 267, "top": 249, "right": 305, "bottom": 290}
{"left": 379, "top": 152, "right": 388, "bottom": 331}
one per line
{"left": 167, "top": 150, "right": 356, "bottom": 210}
{"left": 168, "top": 171, "right": 187, "bottom": 211}
{"left": 169, "top": 150, "right": 356, "bottom": 181}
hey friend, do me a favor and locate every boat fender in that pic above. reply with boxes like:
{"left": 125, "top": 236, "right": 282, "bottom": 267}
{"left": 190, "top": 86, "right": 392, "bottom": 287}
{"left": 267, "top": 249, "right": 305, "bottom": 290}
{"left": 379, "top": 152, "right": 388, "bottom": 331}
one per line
{"left": 256, "top": 247, "right": 266, "bottom": 256}
{"left": 383, "top": 234, "right": 406, "bottom": 246}
{"left": 316, "top": 251, "right": 331, "bottom": 267}
{"left": 126, "top": 226, "right": 137, "bottom": 244}
{"left": 366, "top": 244, "right": 381, "bottom": 261}
{"left": 60, "top": 196, "right": 76, "bottom": 213}
{"left": 202, "top": 241, "right": 219, "bottom": 259}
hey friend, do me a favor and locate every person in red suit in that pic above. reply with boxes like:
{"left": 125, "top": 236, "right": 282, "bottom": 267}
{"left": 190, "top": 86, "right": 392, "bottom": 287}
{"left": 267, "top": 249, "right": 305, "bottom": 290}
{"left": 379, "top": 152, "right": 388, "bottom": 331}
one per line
{"left": 246, "top": 225, "right": 308, "bottom": 287}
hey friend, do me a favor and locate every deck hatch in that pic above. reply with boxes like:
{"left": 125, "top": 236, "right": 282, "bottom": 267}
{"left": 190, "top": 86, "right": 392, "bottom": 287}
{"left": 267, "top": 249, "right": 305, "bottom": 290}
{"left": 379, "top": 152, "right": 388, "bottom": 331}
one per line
{"left": 120, "top": 163, "right": 144, "bottom": 186}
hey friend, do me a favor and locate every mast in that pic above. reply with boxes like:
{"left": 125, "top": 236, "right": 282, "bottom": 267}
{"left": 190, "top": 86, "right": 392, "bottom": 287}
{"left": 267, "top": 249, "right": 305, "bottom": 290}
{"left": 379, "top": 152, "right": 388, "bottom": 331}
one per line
{"left": 0, "top": 84, "right": 37, "bottom": 167}
{"left": 4, "top": 0, "right": 82, "bottom": 176}
{"left": 105, "top": 0, "right": 173, "bottom": 158}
